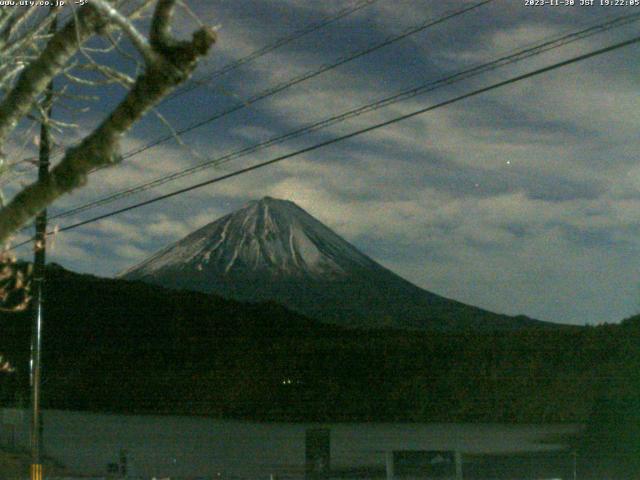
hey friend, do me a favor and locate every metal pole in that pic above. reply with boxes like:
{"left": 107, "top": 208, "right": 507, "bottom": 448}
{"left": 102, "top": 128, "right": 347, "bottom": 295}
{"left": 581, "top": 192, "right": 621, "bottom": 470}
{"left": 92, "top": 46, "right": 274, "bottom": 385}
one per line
{"left": 385, "top": 452, "right": 394, "bottom": 480}
{"left": 30, "top": 12, "right": 56, "bottom": 480}
{"left": 455, "top": 451, "right": 463, "bottom": 480}
{"left": 29, "top": 103, "right": 51, "bottom": 480}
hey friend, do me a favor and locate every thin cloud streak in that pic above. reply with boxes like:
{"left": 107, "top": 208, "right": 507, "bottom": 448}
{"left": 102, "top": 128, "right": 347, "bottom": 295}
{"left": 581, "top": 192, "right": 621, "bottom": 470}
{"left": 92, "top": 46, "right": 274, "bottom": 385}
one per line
{"left": 13, "top": 0, "right": 639, "bottom": 325}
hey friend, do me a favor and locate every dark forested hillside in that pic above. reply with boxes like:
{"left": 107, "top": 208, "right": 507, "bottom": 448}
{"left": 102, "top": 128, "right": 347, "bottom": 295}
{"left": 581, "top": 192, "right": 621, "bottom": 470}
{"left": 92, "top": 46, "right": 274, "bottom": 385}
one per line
{"left": 0, "top": 264, "right": 637, "bottom": 428}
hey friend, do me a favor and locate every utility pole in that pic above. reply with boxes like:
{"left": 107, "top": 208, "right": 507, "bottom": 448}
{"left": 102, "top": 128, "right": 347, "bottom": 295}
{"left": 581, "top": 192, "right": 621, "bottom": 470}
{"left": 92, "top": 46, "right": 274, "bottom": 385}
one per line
{"left": 30, "top": 10, "right": 56, "bottom": 480}
{"left": 29, "top": 90, "right": 51, "bottom": 480}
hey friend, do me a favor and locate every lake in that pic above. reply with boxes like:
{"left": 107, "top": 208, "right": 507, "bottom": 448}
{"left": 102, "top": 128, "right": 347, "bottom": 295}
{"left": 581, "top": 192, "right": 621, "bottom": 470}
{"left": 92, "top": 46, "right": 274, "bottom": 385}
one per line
{"left": 0, "top": 408, "right": 581, "bottom": 478}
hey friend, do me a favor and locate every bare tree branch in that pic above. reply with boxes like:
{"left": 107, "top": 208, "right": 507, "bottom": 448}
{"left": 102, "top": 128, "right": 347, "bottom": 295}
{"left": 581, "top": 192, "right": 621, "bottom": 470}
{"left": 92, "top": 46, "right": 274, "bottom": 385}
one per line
{"left": 90, "top": 0, "right": 158, "bottom": 65}
{"left": 150, "top": 0, "right": 177, "bottom": 49}
{"left": 70, "top": 63, "right": 136, "bottom": 87}
{"left": 2, "top": 9, "right": 58, "bottom": 66}
{"left": 0, "top": 1, "right": 216, "bottom": 243}
{"left": 0, "top": 7, "right": 36, "bottom": 43}
{"left": 0, "top": 5, "right": 107, "bottom": 154}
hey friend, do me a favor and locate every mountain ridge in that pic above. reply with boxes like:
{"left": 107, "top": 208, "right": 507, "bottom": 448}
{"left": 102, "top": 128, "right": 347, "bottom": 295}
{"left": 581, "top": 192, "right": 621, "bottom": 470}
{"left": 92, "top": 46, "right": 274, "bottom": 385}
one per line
{"left": 0, "top": 261, "right": 602, "bottom": 425}
{"left": 121, "top": 197, "right": 380, "bottom": 280}
{"left": 122, "top": 197, "right": 552, "bottom": 331}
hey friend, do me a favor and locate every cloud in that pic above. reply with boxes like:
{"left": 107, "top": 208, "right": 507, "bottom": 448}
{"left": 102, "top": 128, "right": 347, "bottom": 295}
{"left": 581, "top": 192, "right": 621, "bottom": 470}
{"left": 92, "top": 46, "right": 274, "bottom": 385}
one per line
{"left": 8, "top": 0, "right": 639, "bottom": 326}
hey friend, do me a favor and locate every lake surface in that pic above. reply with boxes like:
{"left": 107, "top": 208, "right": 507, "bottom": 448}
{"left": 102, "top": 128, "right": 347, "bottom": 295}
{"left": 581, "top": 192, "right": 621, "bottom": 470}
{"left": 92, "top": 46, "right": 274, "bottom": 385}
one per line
{"left": 0, "top": 408, "right": 580, "bottom": 478}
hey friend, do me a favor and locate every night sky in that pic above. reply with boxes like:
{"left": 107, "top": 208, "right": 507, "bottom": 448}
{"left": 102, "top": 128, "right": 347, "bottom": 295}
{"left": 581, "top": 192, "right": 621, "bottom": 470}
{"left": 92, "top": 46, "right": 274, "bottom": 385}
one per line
{"left": 7, "top": 0, "right": 640, "bottom": 325}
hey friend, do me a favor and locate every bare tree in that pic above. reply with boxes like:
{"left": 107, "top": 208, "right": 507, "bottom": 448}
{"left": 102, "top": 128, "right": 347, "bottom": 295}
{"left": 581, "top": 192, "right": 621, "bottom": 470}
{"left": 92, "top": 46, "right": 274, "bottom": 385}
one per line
{"left": 0, "top": 0, "right": 216, "bottom": 244}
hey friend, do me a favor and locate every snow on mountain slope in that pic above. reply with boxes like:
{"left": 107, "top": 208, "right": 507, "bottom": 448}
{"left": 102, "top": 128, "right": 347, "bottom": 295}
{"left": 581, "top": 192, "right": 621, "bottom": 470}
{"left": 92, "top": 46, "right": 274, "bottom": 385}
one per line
{"left": 123, "top": 197, "right": 376, "bottom": 280}
{"left": 121, "top": 197, "right": 549, "bottom": 331}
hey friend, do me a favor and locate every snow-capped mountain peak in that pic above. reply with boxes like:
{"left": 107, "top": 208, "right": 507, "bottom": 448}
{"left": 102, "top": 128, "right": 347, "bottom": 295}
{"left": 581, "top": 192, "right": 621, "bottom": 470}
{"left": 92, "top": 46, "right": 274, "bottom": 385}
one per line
{"left": 121, "top": 197, "right": 547, "bottom": 331}
{"left": 122, "top": 197, "right": 375, "bottom": 280}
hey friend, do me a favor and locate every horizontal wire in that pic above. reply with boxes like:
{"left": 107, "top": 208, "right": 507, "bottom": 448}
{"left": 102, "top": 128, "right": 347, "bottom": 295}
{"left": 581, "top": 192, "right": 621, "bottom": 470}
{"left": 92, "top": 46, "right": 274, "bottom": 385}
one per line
{"left": 11, "top": 32, "right": 640, "bottom": 249}
{"left": 48, "top": 10, "right": 640, "bottom": 223}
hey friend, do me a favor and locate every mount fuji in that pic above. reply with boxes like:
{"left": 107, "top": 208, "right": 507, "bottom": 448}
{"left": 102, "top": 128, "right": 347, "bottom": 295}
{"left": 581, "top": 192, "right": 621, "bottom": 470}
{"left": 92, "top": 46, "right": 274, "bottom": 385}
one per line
{"left": 121, "top": 197, "right": 548, "bottom": 331}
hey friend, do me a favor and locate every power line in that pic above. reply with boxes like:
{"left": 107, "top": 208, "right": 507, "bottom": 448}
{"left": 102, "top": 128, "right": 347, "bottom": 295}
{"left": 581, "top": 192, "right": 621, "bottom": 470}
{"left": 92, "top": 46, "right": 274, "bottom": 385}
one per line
{"left": 164, "top": 0, "right": 380, "bottom": 103}
{"left": 33, "top": 0, "right": 382, "bottom": 172}
{"left": 11, "top": 0, "right": 496, "bottom": 234}
{"left": 12, "top": 32, "right": 639, "bottom": 249}
{"left": 4, "top": 0, "right": 488, "bottom": 205}
{"left": 10, "top": 0, "right": 496, "bottom": 222}
{"left": 48, "top": 11, "right": 640, "bottom": 222}
{"left": 111, "top": 0, "right": 495, "bottom": 163}
{"left": 44, "top": 0, "right": 493, "bottom": 213}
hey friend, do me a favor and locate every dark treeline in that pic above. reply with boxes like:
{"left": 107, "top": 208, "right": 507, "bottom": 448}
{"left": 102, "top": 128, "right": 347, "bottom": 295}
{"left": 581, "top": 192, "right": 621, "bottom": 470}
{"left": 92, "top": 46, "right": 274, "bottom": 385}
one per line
{"left": 0, "top": 264, "right": 638, "bottom": 475}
